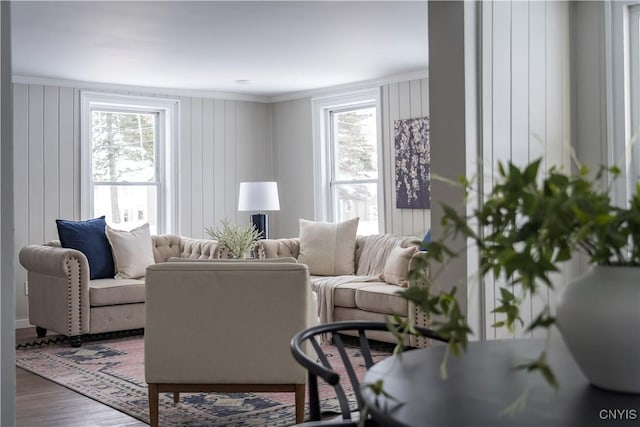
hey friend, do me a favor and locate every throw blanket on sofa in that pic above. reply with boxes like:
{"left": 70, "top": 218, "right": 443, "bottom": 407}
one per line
{"left": 312, "top": 275, "right": 382, "bottom": 324}
{"left": 356, "top": 234, "right": 410, "bottom": 276}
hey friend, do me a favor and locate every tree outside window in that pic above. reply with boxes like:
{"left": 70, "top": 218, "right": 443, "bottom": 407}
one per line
{"left": 330, "top": 106, "right": 380, "bottom": 235}
{"left": 91, "top": 110, "right": 158, "bottom": 231}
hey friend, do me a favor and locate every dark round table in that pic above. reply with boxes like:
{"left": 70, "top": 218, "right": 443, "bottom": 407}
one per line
{"left": 361, "top": 338, "right": 640, "bottom": 427}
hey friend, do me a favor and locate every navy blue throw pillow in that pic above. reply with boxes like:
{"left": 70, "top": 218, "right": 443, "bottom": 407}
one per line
{"left": 56, "top": 216, "right": 115, "bottom": 280}
{"left": 419, "top": 229, "right": 432, "bottom": 251}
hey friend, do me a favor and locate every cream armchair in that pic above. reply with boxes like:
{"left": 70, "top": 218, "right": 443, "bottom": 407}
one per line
{"left": 144, "top": 261, "right": 316, "bottom": 426}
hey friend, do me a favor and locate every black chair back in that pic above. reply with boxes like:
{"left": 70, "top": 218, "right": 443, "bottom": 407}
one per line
{"left": 290, "top": 320, "right": 447, "bottom": 425}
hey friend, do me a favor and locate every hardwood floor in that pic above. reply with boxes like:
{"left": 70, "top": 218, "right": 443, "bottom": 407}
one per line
{"left": 16, "top": 327, "right": 147, "bottom": 427}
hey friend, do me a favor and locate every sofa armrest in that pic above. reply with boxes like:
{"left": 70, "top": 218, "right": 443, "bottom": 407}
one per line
{"left": 406, "top": 249, "right": 432, "bottom": 347}
{"left": 253, "top": 238, "right": 300, "bottom": 259}
{"left": 19, "top": 244, "right": 88, "bottom": 278}
{"left": 18, "top": 245, "right": 91, "bottom": 336}
{"left": 408, "top": 249, "right": 427, "bottom": 278}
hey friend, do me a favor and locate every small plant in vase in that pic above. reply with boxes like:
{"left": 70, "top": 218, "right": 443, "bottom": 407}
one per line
{"left": 205, "top": 219, "right": 262, "bottom": 259}
{"left": 397, "top": 157, "right": 640, "bottom": 394}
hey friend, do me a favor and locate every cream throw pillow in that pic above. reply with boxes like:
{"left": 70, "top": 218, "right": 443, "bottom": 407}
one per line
{"left": 106, "top": 223, "right": 155, "bottom": 279}
{"left": 298, "top": 218, "right": 359, "bottom": 276}
{"left": 382, "top": 245, "right": 418, "bottom": 287}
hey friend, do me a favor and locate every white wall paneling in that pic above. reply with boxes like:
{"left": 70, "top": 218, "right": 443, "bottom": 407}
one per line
{"left": 463, "top": 0, "right": 482, "bottom": 341}
{"left": 397, "top": 82, "right": 414, "bottom": 236}
{"left": 59, "top": 87, "right": 75, "bottom": 221}
{"left": 246, "top": 103, "right": 257, "bottom": 182}
{"left": 190, "top": 97, "right": 204, "bottom": 238}
{"left": 214, "top": 100, "right": 226, "bottom": 225}
{"left": 385, "top": 83, "right": 403, "bottom": 235}
{"left": 409, "top": 80, "right": 426, "bottom": 237}
{"left": 529, "top": 2, "right": 547, "bottom": 172}
{"left": 28, "top": 85, "right": 45, "bottom": 246}
{"left": 479, "top": 0, "right": 571, "bottom": 340}
{"left": 511, "top": 1, "right": 532, "bottom": 338}
{"left": 179, "top": 96, "right": 192, "bottom": 236}
{"left": 202, "top": 98, "right": 215, "bottom": 234}
{"left": 13, "top": 83, "right": 273, "bottom": 325}
{"left": 13, "top": 85, "right": 28, "bottom": 324}
{"left": 480, "top": 0, "right": 496, "bottom": 341}
{"left": 223, "top": 100, "right": 236, "bottom": 221}
{"left": 486, "top": 0, "right": 513, "bottom": 340}
{"left": 43, "top": 86, "right": 60, "bottom": 243}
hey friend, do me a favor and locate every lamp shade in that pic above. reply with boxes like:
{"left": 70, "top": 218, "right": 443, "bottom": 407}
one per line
{"left": 238, "top": 181, "right": 280, "bottom": 211}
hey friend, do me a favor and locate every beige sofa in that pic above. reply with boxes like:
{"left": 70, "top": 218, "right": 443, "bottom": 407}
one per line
{"left": 18, "top": 234, "right": 222, "bottom": 346}
{"left": 254, "top": 234, "right": 430, "bottom": 347}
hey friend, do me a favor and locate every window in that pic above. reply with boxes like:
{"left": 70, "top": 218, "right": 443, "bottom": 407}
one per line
{"left": 313, "top": 89, "right": 383, "bottom": 235}
{"left": 81, "top": 93, "right": 178, "bottom": 234}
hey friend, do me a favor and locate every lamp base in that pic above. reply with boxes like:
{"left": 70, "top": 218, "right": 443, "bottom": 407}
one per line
{"left": 250, "top": 214, "right": 269, "bottom": 239}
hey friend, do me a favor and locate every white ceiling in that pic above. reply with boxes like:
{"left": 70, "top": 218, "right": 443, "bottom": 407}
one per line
{"left": 11, "top": 1, "right": 428, "bottom": 98}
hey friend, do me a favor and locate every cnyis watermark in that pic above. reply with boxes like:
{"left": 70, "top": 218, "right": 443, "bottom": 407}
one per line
{"left": 599, "top": 409, "right": 638, "bottom": 421}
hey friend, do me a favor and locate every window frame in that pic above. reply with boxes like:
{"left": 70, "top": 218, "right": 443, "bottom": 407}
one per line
{"left": 312, "top": 88, "right": 384, "bottom": 233}
{"left": 80, "top": 92, "right": 179, "bottom": 234}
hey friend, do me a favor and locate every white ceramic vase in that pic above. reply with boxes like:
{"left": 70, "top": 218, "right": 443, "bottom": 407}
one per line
{"left": 556, "top": 265, "right": 640, "bottom": 393}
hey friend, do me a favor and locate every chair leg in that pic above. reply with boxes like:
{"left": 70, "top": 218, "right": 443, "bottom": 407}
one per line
{"left": 173, "top": 392, "right": 180, "bottom": 404}
{"left": 295, "top": 383, "right": 306, "bottom": 424}
{"left": 308, "top": 373, "right": 321, "bottom": 421}
{"left": 148, "top": 384, "right": 159, "bottom": 427}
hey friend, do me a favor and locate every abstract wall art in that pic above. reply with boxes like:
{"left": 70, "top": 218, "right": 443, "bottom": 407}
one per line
{"left": 394, "top": 116, "right": 430, "bottom": 209}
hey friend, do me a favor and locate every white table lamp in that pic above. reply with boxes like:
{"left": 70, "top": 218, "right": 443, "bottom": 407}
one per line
{"left": 238, "top": 181, "right": 280, "bottom": 239}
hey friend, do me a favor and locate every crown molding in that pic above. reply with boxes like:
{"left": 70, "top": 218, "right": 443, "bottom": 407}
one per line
{"left": 11, "top": 75, "right": 272, "bottom": 103}
{"left": 12, "top": 69, "right": 429, "bottom": 104}
{"left": 267, "top": 70, "right": 429, "bottom": 103}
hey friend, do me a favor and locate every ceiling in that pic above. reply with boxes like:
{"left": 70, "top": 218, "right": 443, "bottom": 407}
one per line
{"left": 11, "top": 1, "right": 428, "bottom": 98}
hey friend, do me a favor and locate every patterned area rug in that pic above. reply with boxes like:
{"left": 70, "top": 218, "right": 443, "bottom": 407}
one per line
{"left": 16, "top": 333, "right": 390, "bottom": 426}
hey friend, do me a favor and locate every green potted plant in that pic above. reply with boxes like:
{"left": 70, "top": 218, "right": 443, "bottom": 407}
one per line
{"left": 205, "top": 219, "right": 262, "bottom": 259}
{"left": 398, "top": 158, "right": 640, "bottom": 393}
